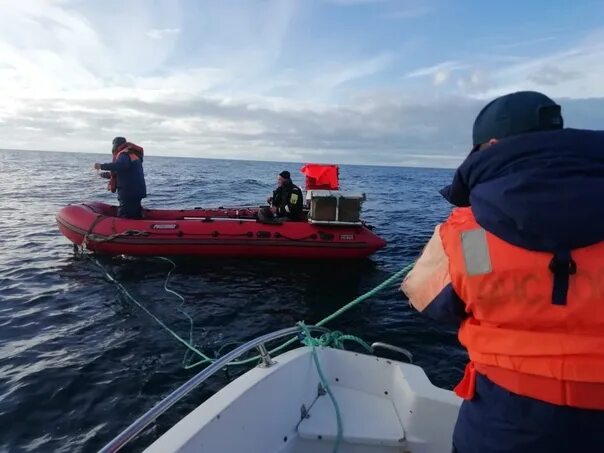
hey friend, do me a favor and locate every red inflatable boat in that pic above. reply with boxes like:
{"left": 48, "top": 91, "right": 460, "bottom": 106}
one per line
{"left": 56, "top": 202, "right": 386, "bottom": 259}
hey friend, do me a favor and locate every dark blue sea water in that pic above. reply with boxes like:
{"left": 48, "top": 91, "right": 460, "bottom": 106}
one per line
{"left": 0, "top": 149, "right": 466, "bottom": 452}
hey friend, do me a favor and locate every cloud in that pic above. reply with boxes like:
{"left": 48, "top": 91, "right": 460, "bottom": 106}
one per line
{"left": 0, "top": 91, "right": 483, "bottom": 167}
{"left": 3, "top": 79, "right": 604, "bottom": 168}
{"left": 493, "top": 36, "right": 556, "bottom": 50}
{"left": 406, "top": 61, "right": 469, "bottom": 86}
{"left": 404, "top": 30, "right": 604, "bottom": 101}
{"left": 459, "top": 31, "right": 604, "bottom": 99}
{"left": 528, "top": 65, "right": 581, "bottom": 86}
{"left": 1, "top": 1, "right": 604, "bottom": 169}
{"left": 407, "top": 61, "right": 467, "bottom": 78}
{"left": 146, "top": 28, "right": 181, "bottom": 40}
{"left": 484, "top": 43, "right": 604, "bottom": 99}
{"left": 312, "top": 53, "right": 395, "bottom": 90}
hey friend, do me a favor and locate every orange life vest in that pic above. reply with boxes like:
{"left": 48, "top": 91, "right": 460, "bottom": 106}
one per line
{"left": 440, "top": 207, "right": 604, "bottom": 409}
{"left": 108, "top": 142, "right": 144, "bottom": 193}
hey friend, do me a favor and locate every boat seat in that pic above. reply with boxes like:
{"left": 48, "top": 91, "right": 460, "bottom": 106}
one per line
{"left": 297, "top": 384, "right": 406, "bottom": 447}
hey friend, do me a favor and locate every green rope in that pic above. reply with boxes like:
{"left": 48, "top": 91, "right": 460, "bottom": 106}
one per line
{"left": 226, "top": 262, "right": 414, "bottom": 366}
{"left": 86, "top": 251, "right": 414, "bottom": 369}
{"left": 298, "top": 330, "right": 373, "bottom": 353}
{"left": 87, "top": 255, "right": 215, "bottom": 366}
{"left": 298, "top": 322, "right": 343, "bottom": 453}
{"left": 84, "top": 251, "right": 414, "bottom": 453}
{"left": 156, "top": 257, "right": 208, "bottom": 369}
{"left": 315, "top": 263, "right": 414, "bottom": 328}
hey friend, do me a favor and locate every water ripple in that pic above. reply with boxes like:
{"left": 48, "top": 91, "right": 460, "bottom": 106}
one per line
{"left": 0, "top": 150, "right": 463, "bottom": 451}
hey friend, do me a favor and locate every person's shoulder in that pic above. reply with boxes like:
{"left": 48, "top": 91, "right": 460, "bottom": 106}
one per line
{"left": 522, "top": 128, "right": 604, "bottom": 146}
{"left": 510, "top": 128, "right": 604, "bottom": 156}
{"left": 562, "top": 127, "right": 604, "bottom": 135}
{"left": 561, "top": 128, "right": 604, "bottom": 144}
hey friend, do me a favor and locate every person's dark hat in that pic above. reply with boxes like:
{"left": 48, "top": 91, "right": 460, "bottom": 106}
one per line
{"left": 112, "top": 136, "right": 127, "bottom": 153}
{"left": 471, "top": 91, "right": 563, "bottom": 152}
{"left": 279, "top": 171, "right": 291, "bottom": 179}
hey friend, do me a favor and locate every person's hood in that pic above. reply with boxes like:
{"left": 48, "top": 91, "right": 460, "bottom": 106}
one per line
{"left": 440, "top": 128, "right": 604, "bottom": 252}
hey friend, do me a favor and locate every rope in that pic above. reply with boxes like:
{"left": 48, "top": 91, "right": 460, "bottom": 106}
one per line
{"left": 227, "top": 262, "right": 415, "bottom": 366}
{"left": 85, "top": 255, "right": 215, "bottom": 366}
{"left": 84, "top": 250, "right": 414, "bottom": 452}
{"left": 155, "top": 257, "right": 210, "bottom": 369}
{"left": 82, "top": 214, "right": 106, "bottom": 248}
{"left": 218, "top": 263, "right": 414, "bottom": 366}
{"left": 298, "top": 322, "right": 343, "bottom": 453}
{"left": 316, "top": 264, "right": 414, "bottom": 327}
{"left": 84, "top": 250, "right": 413, "bottom": 369}
{"left": 94, "top": 230, "right": 150, "bottom": 243}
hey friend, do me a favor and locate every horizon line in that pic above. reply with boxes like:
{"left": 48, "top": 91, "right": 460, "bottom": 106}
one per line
{"left": 0, "top": 147, "right": 458, "bottom": 171}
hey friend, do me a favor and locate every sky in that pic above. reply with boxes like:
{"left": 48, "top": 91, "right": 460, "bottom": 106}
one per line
{"left": 1, "top": 0, "right": 604, "bottom": 167}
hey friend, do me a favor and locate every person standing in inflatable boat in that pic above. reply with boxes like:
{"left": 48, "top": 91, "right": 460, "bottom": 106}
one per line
{"left": 94, "top": 137, "right": 147, "bottom": 219}
{"left": 402, "top": 91, "right": 604, "bottom": 453}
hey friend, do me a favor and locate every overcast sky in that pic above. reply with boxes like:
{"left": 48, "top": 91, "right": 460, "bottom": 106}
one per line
{"left": 1, "top": 0, "right": 603, "bottom": 167}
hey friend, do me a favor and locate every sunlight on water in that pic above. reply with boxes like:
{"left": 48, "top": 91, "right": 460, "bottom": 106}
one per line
{"left": 0, "top": 149, "right": 464, "bottom": 451}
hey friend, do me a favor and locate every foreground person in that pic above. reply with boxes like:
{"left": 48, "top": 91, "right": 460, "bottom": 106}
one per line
{"left": 402, "top": 91, "right": 604, "bottom": 453}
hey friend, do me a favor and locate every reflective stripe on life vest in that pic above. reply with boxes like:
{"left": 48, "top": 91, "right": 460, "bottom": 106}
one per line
{"left": 460, "top": 228, "right": 492, "bottom": 276}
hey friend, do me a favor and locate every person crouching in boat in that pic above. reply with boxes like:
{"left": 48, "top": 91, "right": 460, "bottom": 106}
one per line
{"left": 266, "top": 170, "right": 304, "bottom": 221}
{"left": 94, "top": 137, "right": 147, "bottom": 219}
{"left": 402, "top": 91, "right": 604, "bottom": 453}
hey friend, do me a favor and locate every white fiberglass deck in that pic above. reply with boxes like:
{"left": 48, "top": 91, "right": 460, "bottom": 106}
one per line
{"left": 146, "top": 347, "right": 461, "bottom": 453}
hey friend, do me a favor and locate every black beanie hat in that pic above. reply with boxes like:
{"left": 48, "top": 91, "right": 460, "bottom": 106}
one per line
{"left": 279, "top": 170, "right": 291, "bottom": 179}
{"left": 112, "top": 137, "right": 127, "bottom": 153}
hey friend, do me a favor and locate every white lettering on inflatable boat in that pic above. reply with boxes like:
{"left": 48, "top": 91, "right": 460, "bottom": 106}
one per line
{"left": 340, "top": 234, "right": 355, "bottom": 240}
{"left": 152, "top": 224, "right": 178, "bottom": 230}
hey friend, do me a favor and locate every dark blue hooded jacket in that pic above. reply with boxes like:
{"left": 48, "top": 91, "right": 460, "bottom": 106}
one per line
{"left": 441, "top": 128, "right": 604, "bottom": 252}
{"left": 433, "top": 128, "right": 604, "bottom": 453}
{"left": 427, "top": 128, "right": 604, "bottom": 324}
{"left": 100, "top": 152, "right": 147, "bottom": 201}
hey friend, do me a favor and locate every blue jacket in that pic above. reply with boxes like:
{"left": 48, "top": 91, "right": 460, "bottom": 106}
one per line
{"left": 429, "top": 128, "right": 604, "bottom": 324}
{"left": 441, "top": 128, "right": 604, "bottom": 252}
{"left": 100, "top": 152, "right": 147, "bottom": 201}
{"left": 432, "top": 128, "right": 604, "bottom": 453}
{"left": 453, "top": 373, "right": 604, "bottom": 453}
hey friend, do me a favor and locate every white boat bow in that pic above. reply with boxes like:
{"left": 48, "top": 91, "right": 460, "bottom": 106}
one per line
{"left": 101, "top": 327, "right": 461, "bottom": 453}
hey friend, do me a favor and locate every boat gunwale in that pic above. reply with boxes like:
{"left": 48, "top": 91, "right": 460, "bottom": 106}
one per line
{"left": 56, "top": 215, "right": 377, "bottom": 249}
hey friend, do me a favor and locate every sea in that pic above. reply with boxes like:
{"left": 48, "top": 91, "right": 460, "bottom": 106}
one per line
{"left": 0, "top": 149, "right": 466, "bottom": 452}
